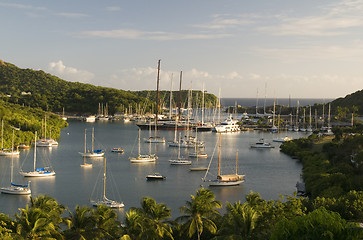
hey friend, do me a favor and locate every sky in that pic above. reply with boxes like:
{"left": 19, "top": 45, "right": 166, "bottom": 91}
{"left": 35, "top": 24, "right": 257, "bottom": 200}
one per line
{"left": 1, "top": 0, "right": 363, "bottom": 99}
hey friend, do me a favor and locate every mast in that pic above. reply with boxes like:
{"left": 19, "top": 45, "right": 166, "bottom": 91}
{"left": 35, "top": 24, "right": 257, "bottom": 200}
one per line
{"left": 1, "top": 119, "right": 3, "bottom": 149}
{"left": 33, "top": 131, "right": 37, "bottom": 172}
{"left": 328, "top": 103, "right": 331, "bottom": 128}
{"left": 91, "top": 128, "right": 94, "bottom": 153}
{"left": 202, "top": 83, "right": 205, "bottom": 125}
{"left": 11, "top": 129, "right": 14, "bottom": 153}
{"left": 273, "top": 99, "right": 276, "bottom": 127}
{"left": 255, "top": 88, "right": 259, "bottom": 115}
{"left": 218, "top": 133, "right": 221, "bottom": 176}
{"left": 178, "top": 71, "right": 182, "bottom": 120}
{"left": 178, "top": 133, "right": 181, "bottom": 159}
{"left": 138, "top": 128, "right": 141, "bottom": 156}
{"left": 235, "top": 150, "right": 238, "bottom": 175}
{"left": 84, "top": 129, "right": 87, "bottom": 154}
{"left": 156, "top": 59, "right": 161, "bottom": 131}
{"left": 103, "top": 157, "right": 106, "bottom": 200}
{"left": 169, "top": 73, "right": 173, "bottom": 120}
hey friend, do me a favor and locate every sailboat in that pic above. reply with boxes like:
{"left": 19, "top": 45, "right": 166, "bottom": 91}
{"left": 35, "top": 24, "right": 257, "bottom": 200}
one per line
{"left": 129, "top": 129, "right": 157, "bottom": 163}
{"left": 145, "top": 60, "right": 166, "bottom": 143}
{"left": 90, "top": 157, "right": 124, "bottom": 208}
{"left": 1, "top": 156, "right": 31, "bottom": 195}
{"left": 204, "top": 133, "right": 244, "bottom": 186}
{"left": 0, "top": 124, "right": 20, "bottom": 156}
{"left": 19, "top": 131, "right": 56, "bottom": 177}
{"left": 189, "top": 128, "right": 208, "bottom": 158}
{"left": 169, "top": 133, "right": 192, "bottom": 165}
{"left": 307, "top": 106, "right": 313, "bottom": 132}
{"left": 79, "top": 128, "right": 104, "bottom": 158}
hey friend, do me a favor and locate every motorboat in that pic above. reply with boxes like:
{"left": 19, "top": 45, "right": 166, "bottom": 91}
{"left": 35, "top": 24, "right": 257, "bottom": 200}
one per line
{"left": 251, "top": 139, "right": 274, "bottom": 148}
{"left": 169, "top": 159, "right": 192, "bottom": 165}
{"left": 213, "top": 116, "right": 240, "bottom": 133}
{"left": 111, "top": 147, "right": 124, "bottom": 153}
{"left": 146, "top": 173, "right": 166, "bottom": 180}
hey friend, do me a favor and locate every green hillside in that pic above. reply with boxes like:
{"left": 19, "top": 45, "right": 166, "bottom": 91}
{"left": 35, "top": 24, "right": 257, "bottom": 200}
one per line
{"left": 0, "top": 99, "right": 67, "bottom": 148}
{"left": 331, "top": 89, "right": 363, "bottom": 115}
{"left": 0, "top": 60, "right": 217, "bottom": 115}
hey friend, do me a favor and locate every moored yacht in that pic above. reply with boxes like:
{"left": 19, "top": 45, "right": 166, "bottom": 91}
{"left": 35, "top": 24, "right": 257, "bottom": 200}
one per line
{"left": 213, "top": 116, "right": 240, "bottom": 133}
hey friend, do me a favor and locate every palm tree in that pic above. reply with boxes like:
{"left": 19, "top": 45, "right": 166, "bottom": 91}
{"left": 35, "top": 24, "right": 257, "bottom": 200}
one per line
{"left": 15, "top": 205, "right": 63, "bottom": 239}
{"left": 176, "top": 187, "right": 221, "bottom": 240}
{"left": 94, "top": 204, "right": 122, "bottom": 239}
{"left": 63, "top": 205, "right": 97, "bottom": 240}
{"left": 122, "top": 209, "right": 143, "bottom": 239}
{"left": 128, "top": 197, "right": 174, "bottom": 240}
{"left": 217, "top": 201, "right": 259, "bottom": 239}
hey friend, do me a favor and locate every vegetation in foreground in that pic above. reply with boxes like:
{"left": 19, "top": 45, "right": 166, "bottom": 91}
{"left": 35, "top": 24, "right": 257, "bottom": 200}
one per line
{"left": 0, "top": 189, "right": 362, "bottom": 239}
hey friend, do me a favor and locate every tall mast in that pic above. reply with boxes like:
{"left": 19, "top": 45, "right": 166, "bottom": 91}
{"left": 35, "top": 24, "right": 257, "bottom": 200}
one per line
{"left": 1, "top": 119, "right": 3, "bottom": 149}
{"left": 156, "top": 59, "right": 161, "bottom": 126}
{"left": 178, "top": 71, "right": 183, "bottom": 120}
{"left": 235, "top": 150, "right": 238, "bottom": 175}
{"left": 138, "top": 128, "right": 141, "bottom": 156}
{"left": 202, "top": 83, "right": 205, "bottom": 125}
{"left": 84, "top": 129, "right": 87, "bottom": 154}
{"left": 34, "top": 131, "right": 37, "bottom": 172}
{"left": 218, "top": 133, "right": 221, "bottom": 176}
{"left": 103, "top": 157, "right": 106, "bottom": 200}
{"left": 91, "top": 128, "right": 94, "bottom": 153}
{"left": 169, "top": 73, "right": 173, "bottom": 120}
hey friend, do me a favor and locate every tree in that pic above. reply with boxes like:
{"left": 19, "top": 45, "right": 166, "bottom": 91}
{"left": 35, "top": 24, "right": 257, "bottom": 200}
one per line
{"left": 270, "top": 207, "right": 363, "bottom": 240}
{"left": 63, "top": 205, "right": 97, "bottom": 240}
{"left": 177, "top": 187, "right": 221, "bottom": 240}
{"left": 126, "top": 197, "right": 174, "bottom": 240}
{"left": 217, "top": 201, "right": 259, "bottom": 240}
{"left": 94, "top": 204, "right": 122, "bottom": 239}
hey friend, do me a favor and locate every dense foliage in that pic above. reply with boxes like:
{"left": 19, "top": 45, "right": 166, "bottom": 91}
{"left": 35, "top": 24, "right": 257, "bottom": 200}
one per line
{"left": 280, "top": 129, "right": 363, "bottom": 199}
{"left": 0, "top": 100, "right": 67, "bottom": 148}
{"left": 0, "top": 61, "right": 217, "bottom": 115}
{"left": 0, "top": 189, "right": 362, "bottom": 239}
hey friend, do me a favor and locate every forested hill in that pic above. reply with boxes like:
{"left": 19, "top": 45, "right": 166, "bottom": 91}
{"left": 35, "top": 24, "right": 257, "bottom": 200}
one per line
{"left": 331, "top": 89, "right": 363, "bottom": 115}
{"left": 0, "top": 60, "right": 217, "bottom": 115}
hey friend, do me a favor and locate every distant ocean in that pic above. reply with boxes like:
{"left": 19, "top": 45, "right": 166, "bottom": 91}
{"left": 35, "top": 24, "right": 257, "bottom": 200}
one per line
{"left": 221, "top": 98, "right": 334, "bottom": 107}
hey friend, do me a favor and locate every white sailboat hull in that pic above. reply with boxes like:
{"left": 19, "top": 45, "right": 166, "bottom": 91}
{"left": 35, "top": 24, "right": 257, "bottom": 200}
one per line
{"left": 130, "top": 155, "right": 157, "bottom": 163}
{"left": 19, "top": 171, "right": 55, "bottom": 177}
{"left": 208, "top": 179, "right": 244, "bottom": 186}
{"left": 79, "top": 152, "right": 104, "bottom": 158}
{"left": 169, "top": 159, "right": 192, "bottom": 165}
{"left": 91, "top": 199, "right": 124, "bottom": 208}
{"left": 0, "top": 151, "right": 20, "bottom": 156}
{"left": 0, "top": 186, "right": 31, "bottom": 195}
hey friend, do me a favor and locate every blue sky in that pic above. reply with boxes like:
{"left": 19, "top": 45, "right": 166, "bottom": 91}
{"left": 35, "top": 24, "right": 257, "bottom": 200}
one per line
{"left": 1, "top": 0, "right": 362, "bottom": 99}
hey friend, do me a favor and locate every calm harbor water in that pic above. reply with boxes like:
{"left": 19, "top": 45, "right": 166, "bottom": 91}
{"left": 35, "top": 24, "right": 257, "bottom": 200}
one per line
{"left": 0, "top": 120, "right": 306, "bottom": 218}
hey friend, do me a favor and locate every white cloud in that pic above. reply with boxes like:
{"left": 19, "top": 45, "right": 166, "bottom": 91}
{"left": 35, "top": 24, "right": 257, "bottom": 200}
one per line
{"left": 106, "top": 6, "right": 121, "bottom": 11}
{"left": 260, "top": 0, "right": 363, "bottom": 36}
{"left": 56, "top": 12, "right": 88, "bottom": 18}
{"left": 48, "top": 61, "right": 95, "bottom": 83}
{"left": 79, "top": 28, "right": 230, "bottom": 40}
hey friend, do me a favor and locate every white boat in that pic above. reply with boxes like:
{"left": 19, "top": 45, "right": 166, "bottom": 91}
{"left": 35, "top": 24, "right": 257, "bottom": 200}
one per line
{"left": 213, "top": 116, "right": 240, "bottom": 133}
{"left": 169, "top": 133, "right": 192, "bottom": 165}
{"left": 0, "top": 123, "right": 20, "bottom": 156}
{"left": 204, "top": 133, "right": 245, "bottom": 186}
{"left": 90, "top": 158, "right": 124, "bottom": 208}
{"left": 169, "top": 159, "right": 192, "bottom": 165}
{"left": 129, "top": 129, "right": 157, "bottom": 163}
{"left": 35, "top": 140, "right": 53, "bottom": 147}
{"left": 189, "top": 151, "right": 208, "bottom": 158}
{"left": 146, "top": 173, "right": 166, "bottom": 180}
{"left": 79, "top": 128, "right": 104, "bottom": 158}
{"left": 251, "top": 139, "right": 274, "bottom": 148}
{"left": 19, "top": 131, "right": 56, "bottom": 177}
{"left": 111, "top": 147, "right": 124, "bottom": 153}
{"left": 189, "top": 167, "right": 208, "bottom": 171}
{"left": 144, "top": 136, "right": 166, "bottom": 143}
{"left": 1, "top": 157, "right": 31, "bottom": 195}
{"left": 273, "top": 136, "right": 292, "bottom": 143}
{"left": 85, "top": 115, "right": 96, "bottom": 122}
